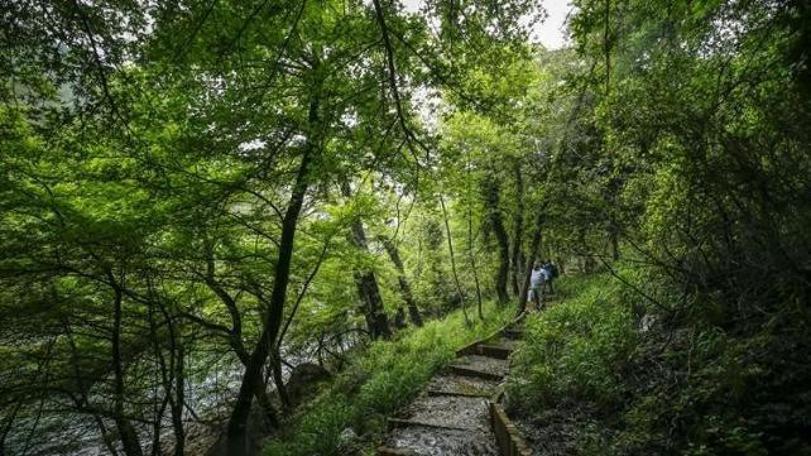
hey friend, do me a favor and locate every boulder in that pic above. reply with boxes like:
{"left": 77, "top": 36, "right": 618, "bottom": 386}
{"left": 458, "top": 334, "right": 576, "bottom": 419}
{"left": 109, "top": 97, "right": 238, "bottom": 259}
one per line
{"left": 286, "top": 362, "right": 331, "bottom": 406}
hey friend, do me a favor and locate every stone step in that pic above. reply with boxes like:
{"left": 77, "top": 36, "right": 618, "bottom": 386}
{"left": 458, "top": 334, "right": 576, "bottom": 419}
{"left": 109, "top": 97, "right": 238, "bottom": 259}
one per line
{"left": 425, "top": 389, "right": 490, "bottom": 398}
{"left": 424, "top": 374, "right": 499, "bottom": 397}
{"left": 448, "top": 364, "right": 504, "bottom": 381}
{"left": 378, "top": 446, "right": 419, "bottom": 456}
{"left": 387, "top": 417, "right": 469, "bottom": 432}
{"left": 485, "top": 335, "right": 520, "bottom": 351}
{"left": 378, "top": 321, "right": 525, "bottom": 456}
{"left": 379, "top": 423, "right": 498, "bottom": 456}
{"left": 395, "top": 394, "right": 491, "bottom": 430}
{"left": 502, "top": 328, "right": 524, "bottom": 339}
{"left": 448, "top": 354, "right": 510, "bottom": 380}
{"left": 477, "top": 343, "right": 512, "bottom": 359}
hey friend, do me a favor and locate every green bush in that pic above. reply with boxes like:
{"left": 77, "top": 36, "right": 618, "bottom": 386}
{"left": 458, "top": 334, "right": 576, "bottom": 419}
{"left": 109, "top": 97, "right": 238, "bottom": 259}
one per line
{"left": 508, "top": 273, "right": 637, "bottom": 410}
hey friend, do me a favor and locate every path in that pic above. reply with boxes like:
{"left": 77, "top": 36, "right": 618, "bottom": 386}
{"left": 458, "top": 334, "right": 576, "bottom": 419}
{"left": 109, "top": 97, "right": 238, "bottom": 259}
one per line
{"left": 377, "top": 318, "right": 526, "bottom": 455}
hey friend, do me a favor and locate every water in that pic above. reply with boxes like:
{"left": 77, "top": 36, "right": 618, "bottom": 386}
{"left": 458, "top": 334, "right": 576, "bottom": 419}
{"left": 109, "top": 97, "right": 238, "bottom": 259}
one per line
{"left": 5, "top": 335, "right": 359, "bottom": 456}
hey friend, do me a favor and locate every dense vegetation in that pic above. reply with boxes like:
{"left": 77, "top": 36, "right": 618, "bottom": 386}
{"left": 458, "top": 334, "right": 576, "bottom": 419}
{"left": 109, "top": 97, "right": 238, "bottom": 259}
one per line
{"left": 511, "top": 272, "right": 811, "bottom": 455}
{"left": 1, "top": 0, "right": 809, "bottom": 455}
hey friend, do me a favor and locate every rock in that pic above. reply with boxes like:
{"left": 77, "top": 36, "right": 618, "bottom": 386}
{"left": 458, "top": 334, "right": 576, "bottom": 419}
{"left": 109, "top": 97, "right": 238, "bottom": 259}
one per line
{"left": 286, "top": 362, "right": 331, "bottom": 405}
{"left": 640, "top": 314, "right": 656, "bottom": 332}
{"left": 339, "top": 427, "right": 357, "bottom": 444}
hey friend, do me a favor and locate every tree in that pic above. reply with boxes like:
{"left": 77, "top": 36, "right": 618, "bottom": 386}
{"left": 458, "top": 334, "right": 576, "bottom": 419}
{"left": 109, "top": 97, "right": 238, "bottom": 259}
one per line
{"left": 0, "top": 0, "right": 549, "bottom": 454}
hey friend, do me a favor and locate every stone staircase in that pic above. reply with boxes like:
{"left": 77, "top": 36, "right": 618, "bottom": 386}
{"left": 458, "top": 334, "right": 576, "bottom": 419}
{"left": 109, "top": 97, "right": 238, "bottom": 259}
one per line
{"left": 377, "top": 317, "right": 530, "bottom": 456}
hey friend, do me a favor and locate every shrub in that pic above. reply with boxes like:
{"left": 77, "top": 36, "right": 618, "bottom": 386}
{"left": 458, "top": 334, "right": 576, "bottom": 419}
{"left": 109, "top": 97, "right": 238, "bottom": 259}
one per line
{"left": 509, "top": 273, "right": 637, "bottom": 410}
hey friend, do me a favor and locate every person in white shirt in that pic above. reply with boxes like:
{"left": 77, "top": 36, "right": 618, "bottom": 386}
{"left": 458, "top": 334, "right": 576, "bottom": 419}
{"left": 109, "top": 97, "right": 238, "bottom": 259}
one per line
{"left": 529, "top": 260, "right": 546, "bottom": 310}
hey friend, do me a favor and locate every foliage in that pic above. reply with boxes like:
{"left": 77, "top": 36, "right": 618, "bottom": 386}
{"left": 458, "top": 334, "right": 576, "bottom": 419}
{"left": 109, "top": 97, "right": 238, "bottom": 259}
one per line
{"left": 509, "top": 273, "right": 811, "bottom": 455}
{"left": 1, "top": 0, "right": 810, "bottom": 454}
{"left": 509, "top": 274, "right": 637, "bottom": 408}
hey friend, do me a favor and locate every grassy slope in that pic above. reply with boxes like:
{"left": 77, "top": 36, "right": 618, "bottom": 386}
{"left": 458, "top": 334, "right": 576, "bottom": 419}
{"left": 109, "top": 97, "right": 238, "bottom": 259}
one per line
{"left": 510, "top": 274, "right": 636, "bottom": 409}
{"left": 265, "top": 300, "right": 514, "bottom": 456}
{"left": 508, "top": 273, "right": 811, "bottom": 455}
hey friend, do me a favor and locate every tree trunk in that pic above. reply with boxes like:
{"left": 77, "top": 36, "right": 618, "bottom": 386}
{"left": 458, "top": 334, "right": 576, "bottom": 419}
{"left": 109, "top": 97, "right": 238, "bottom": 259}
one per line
{"left": 64, "top": 321, "right": 121, "bottom": 456}
{"left": 467, "top": 194, "right": 484, "bottom": 321}
{"left": 604, "top": 0, "right": 619, "bottom": 264}
{"left": 352, "top": 269, "right": 391, "bottom": 338}
{"left": 604, "top": 0, "right": 611, "bottom": 97}
{"left": 225, "top": 86, "right": 321, "bottom": 456}
{"left": 555, "top": 256, "right": 566, "bottom": 275}
{"left": 482, "top": 176, "right": 510, "bottom": 303}
{"left": 393, "top": 307, "right": 407, "bottom": 328}
{"left": 379, "top": 235, "right": 423, "bottom": 326}
{"left": 155, "top": 298, "right": 185, "bottom": 456}
{"left": 511, "top": 161, "right": 525, "bottom": 296}
{"left": 0, "top": 404, "right": 20, "bottom": 456}
{"left": 465, "top": 152, "right": 484, "bottom": 320}
{"left": 439, "top": 194, "right": 468, "bottom": 323}
{"left": 609, "top": 223, "right": 620, "bottom": 261}
{"left": 171, "top": 343, "right": 185, "bottom": 456}
{"left": 270, "top": 348, "right": 291, "bottom": 411}
{"left": 518, "top": 212, "right": 544, "bottom": 315}
{"left": 109, "top": 275, "right": 144, "bottom": 456}
{"left": 585, "top": 254, "right": 595, "bottom": 273}
{"left": 203, "top": 272, "right": 279, "bottom": 425}
{"left": 341, "top": 180, "right": 391, "bottom": 339}
{"left": 146, "top": 301, "right": 171, "bottom": 456}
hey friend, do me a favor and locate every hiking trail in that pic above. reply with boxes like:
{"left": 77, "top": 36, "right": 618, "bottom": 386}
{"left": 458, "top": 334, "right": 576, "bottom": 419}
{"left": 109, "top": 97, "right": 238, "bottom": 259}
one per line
{"left": 377, "top": 316, "right": 530, "bottom": 455}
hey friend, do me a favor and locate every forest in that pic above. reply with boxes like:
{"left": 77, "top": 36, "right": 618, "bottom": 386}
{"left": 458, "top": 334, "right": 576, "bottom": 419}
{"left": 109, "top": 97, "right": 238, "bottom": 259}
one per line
{"left": 1, "top": 0, "right": 809, "bottom": 455}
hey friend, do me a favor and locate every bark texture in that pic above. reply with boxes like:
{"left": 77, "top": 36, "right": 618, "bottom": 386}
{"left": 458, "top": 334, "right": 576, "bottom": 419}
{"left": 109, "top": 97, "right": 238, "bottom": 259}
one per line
{"left": 379, "top": 235, "right": 423, "bottom": 327}
{"left": 511, "top": 160, "right": 525, "bottom": 296}
{"left": 341, "top": 180, "right": 391, "bottom": 339}
{"left": 482, "top": 176, "right": 510, "bottom": 303}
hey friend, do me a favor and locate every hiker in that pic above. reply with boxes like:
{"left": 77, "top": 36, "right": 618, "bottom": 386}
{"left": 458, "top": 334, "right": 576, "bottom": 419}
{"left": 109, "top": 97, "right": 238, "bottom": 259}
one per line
{"left": 543, "top": 259, "right": 557, "bottom": 294}
{"left": 530, "top": 260, "right": 546, "bottom": 311}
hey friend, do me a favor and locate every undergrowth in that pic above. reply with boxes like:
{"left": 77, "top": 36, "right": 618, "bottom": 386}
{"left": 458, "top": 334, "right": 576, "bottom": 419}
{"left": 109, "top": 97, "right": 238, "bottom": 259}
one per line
{"left": 508, "top": 271, "right": 811, "bottom": 456}
{"left": 510, "top": 274, "right": 637, "bottom": 408}
{"left": 264, "top": 301, "right": 513, "bottom": 456}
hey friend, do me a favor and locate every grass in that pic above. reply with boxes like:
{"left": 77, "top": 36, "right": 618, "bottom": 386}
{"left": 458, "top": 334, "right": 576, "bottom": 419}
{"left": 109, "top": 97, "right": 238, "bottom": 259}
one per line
{"left": 264, "top": 300, "right": 514, "bottom": 456}
{"left": 509, "top": 273, "right": 637, "bottom": 409}
{"left": 506, "top": 271, "right": 811, "bottom": 455}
